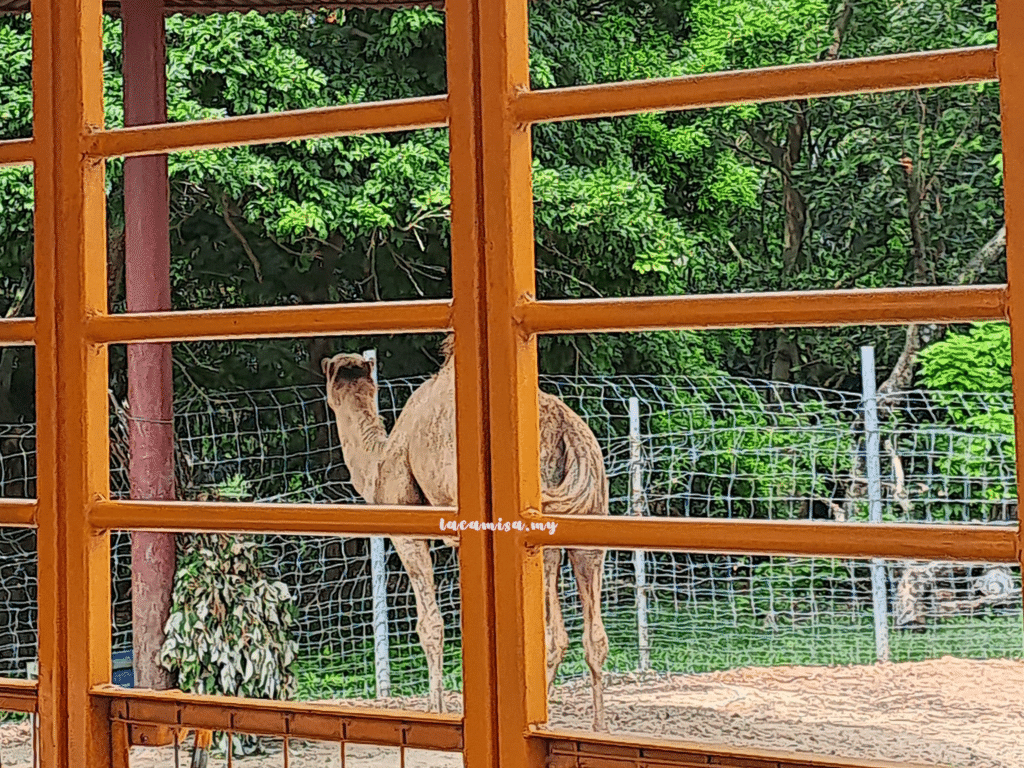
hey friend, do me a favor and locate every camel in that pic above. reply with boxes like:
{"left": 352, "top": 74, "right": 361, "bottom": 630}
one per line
{"left": 322, "top": 336, "right": 610, "bottom": 731}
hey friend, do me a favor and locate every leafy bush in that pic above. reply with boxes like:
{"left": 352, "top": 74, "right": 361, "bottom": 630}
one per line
{"left": 159, "top": 476, "right": 298, "bottom": 756}
{"left": 647, "top": 379, "right": 855, "bottom": 520}
{"left": 915, "top": 323, "right": 1016, "bottom": 521}
{"left": 918, "top": 322, "right": 1012, "bottom": 395}
{"left": 160, "top": 532, "right": 298, "bottom": 701}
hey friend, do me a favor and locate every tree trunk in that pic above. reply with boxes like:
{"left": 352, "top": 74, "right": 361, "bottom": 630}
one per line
{"left": 123, "top": 0, "right": 176, "bottom": 692}
{"left": 767, "top": 0, "right": 854, "bottom": 381}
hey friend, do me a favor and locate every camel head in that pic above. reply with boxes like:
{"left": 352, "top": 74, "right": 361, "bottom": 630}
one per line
{"left": 321, "top": 353, "right": 377, "bottom": 412}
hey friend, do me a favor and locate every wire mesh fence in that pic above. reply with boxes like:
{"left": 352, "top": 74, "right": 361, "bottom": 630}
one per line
{"left": 1, "top": 367, "right": 1021, "bottom": 695}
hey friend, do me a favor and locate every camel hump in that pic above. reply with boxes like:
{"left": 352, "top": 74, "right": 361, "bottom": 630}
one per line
{"left": 540, "top": 397, "right": 609, "bottom": 518}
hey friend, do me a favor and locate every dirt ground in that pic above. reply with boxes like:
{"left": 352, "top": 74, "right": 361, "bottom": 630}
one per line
{"left": 3, "top": 656, "right": 1023, "bottom": 768}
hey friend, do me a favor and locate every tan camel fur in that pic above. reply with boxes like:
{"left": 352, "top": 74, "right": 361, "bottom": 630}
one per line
{"left": 322, "top": 336, "right": 610, "bottom": 730}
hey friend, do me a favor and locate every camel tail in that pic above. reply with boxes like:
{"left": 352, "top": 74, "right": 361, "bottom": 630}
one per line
{"left": 541, "top": 414, "right": 609, "bottom": 518}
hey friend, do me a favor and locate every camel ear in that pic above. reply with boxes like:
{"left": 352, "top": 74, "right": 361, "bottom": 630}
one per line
{"left": 363, "top": 357, "right": 375, "bottom": 377}
{"left": 321, "top": 357, "right": 334, "bottom": 379}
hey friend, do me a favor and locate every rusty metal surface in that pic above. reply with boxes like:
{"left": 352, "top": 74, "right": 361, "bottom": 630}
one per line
{"left": 525, "top": 519, "right": 1021, "bottom": 563}
{"left": 994, "top": 0, "right": 1024, "bottom": 669}
{"left": 99, "top": 688, "right": 464, "bottom": 750}
{"left": 515, "top": 47, "right": 997, "bottom": 125}
{"left": 541, "top": 731, "right": 937, "bottom": 768}
{"left": 0, "top": 678, "right": 38, "bottom": 714}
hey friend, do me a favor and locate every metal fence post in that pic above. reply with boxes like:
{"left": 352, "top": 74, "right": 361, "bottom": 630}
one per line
{"left": 861, "top": 346, "right": 891, "bottom": 663}
{"left": 629, "top": 397, "right": 650, "bottom": 672}
{"left": 363, "top": 349, "right": 392, "bottom": 698}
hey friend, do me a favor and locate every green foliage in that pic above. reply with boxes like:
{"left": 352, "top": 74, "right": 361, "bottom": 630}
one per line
{"left": 0, "top": 1, "right": 1007, "bottom": 395}
{"left": 647, "top": 381, "right": 855, "bottom": 519}
{"left": 554, "top": 598, "right": 1023, "bottom": 678}
{"left": 745, "top": 558, "right": 865, "bottom": 624}
{"left": 914, "top": 323, "right": 1016, "bottom": 520}
{"left": 0, "top": 16, "right": 31, "bottom": 138}
{"left": 918, "top": 322, "right": 1012, "bottom": 395}
{"left": 1, "top": 0, "right": 1014, "bottom": 716}
{"left": 159, "top": 529, "right": 298, "bottom": 700}
{"left": 159, "top": 479, "right": 299, "bottom": 723}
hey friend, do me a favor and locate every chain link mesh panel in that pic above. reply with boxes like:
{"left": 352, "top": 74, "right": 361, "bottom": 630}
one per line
{"left": 0, "top": 375, "right": 1020, "bottom": 691}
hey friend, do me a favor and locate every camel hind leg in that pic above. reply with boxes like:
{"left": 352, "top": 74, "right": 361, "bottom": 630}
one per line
{"left": 544, "top": 548, "right": 570, "bottom": 700}
{"left": 568, "top": 547, "right": 608, "bottom": 732}
{"left": 391, "top": 535, "right": 447, "bottom": 714}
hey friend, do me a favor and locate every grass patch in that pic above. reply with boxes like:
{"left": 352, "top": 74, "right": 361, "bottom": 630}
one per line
{"left": 292, "top": 600, "right": 1023, "bottom": 699}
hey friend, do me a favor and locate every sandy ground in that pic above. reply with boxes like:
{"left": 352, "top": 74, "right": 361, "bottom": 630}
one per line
{"left": 3, "top": 656, "right": 1023, "bottom": 768}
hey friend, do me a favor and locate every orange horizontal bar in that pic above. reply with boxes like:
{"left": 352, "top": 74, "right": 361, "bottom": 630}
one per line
{"left": 540, "top": 728, "right": 933, "bottom": 768}
{"left": 86, "top": 300, "right": 453, "bottom": 344}
{"left": 0, "top": 678, "right": 38, "bottom": 714}
{"left": 0, "top": 138, "right": 34, "bottom": 168}
{"left": 99, "top": 686, "right": 462, "bottom": 750}
{"left": 516, "top": 285, "right": 1006, "bottom": 335}
{"left": 0, "top": 318, "right": 36, "bottom": 345}
{"left": 84, "top": 96, "right": 449, "bottom": 159}
{"left": 90, "top": 499, "right": 456, "bottom": 537}
{"left": 514, "top": 46, "right": 996, "bottom": 124}
{"left": 0, "top": 500, "right": 36, "bottom": 528}
{"left": 526, "top": 517, "right": 1020, "bottom": 562}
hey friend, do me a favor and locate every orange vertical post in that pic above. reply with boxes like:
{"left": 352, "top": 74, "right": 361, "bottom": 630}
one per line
{"left": 996, "top": 0, "right": 1024, "bottom": 619}
{"left": 475, "top": 0, "right": 548, "bottom": 764}
{"left": 37, "top": 0, "right": 114, "bottom": 765}
{"left": 30, "top": 0, "right": 65, "bottom": 763}
{"left": 444, "top": 0, "right": 501, "bottom": 766}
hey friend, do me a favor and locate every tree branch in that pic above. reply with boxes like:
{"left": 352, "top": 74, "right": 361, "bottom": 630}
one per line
{"left": 220, "top": 194, "right": 263, "bottom": 283}
{"left": 746, "top": 124, "right": 786, "bottom": 169}
{"left": 955, "top": 224, "right": 1006, "bottom": 285}
{"left": 877, "top": 224, "right": 1006, "bottom": 399}
{"left": 821, "top": 0, "right": 855, "bottom": 62}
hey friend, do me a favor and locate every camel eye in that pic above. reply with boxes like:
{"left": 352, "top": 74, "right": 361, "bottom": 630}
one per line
{"left": 333, "top": 362, "right": 368, "bottom": 383}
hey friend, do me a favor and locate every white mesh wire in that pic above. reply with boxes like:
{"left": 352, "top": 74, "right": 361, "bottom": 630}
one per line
{"left": 0, "top": 374, "right": 1020, "bottom": 693}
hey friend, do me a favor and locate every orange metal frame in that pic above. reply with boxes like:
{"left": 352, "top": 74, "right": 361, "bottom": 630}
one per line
{"left": 0, "top": 0, "right": 1022, "bottom": 766}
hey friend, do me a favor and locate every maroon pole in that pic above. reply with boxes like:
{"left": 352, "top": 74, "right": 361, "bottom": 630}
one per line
{"left": 123, "top": 0, "right": 176, "bottom": 691}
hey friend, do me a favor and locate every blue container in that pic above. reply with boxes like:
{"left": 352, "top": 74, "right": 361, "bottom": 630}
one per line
{"left": 112, "top": 649, "right": 134, "bottom": 688}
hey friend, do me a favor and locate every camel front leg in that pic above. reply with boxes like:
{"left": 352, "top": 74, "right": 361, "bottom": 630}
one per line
{"left": 391, "top": 536, "right": 446, "bottom": 714}
{"left": 568, "top": 548, "right": 609, "bottom": 732}
{"left": 544, "top": 548, "right": 570, "bottom": 700}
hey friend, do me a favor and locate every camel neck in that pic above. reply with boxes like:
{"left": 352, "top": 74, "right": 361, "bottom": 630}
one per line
{"left": 332, "top": 397, "right": 388, "bottom": 501}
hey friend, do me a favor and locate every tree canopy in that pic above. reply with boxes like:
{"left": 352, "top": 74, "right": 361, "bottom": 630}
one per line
{"left": 0, "top": 0, "right": 1005, "bottom": 419}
